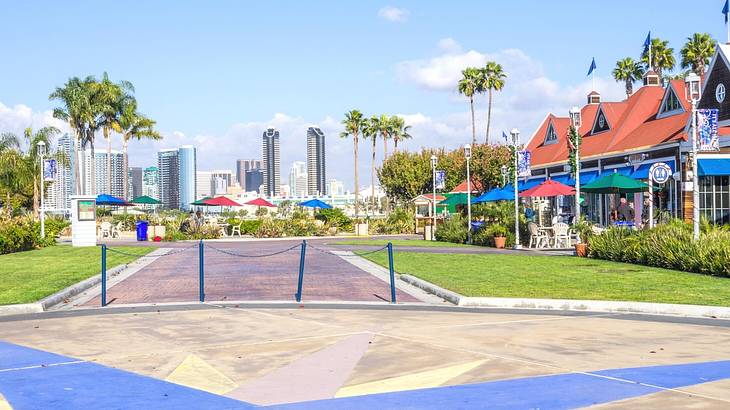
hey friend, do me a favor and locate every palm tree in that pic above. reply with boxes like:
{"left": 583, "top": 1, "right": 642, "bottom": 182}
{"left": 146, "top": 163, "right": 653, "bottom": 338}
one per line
{"left": 362, "top": 116, "right": 380, "bottom": 211}
{"left": 378, "top": 114, "right": 392, "bottom": 159}
{"left": 612, "top": 57, "right": 645, "bottom": 97}
{"left": 458, "top": 67, "right": 480, "bottom": 146}
{"left": 481, "top": 62, "right": 507, "bottom": 144}
{"left": 119, "top": 100, "right": 161, "bottom": 200}
{"left": 390, "top": 116, "right": 412, "bottom": 152}
{"left": 340, "top": 110, "right": 365, "bottom": 217}
{"left": 681, "top": 33, "right": 716, "bottom": 76}
{"left": 98, "top": 72, "right": 135, "bottom": 196}
{"left": 641, "top": 38, "right": 675, "bottom": 78}
{"left": 49, "top": 77, "right": 87, "bottom": 195}
{"left": 24, "top": 127, "right": 60, "bottom": 216}
{"left": 0, "top": 133, "right": 21, "bottom": 215}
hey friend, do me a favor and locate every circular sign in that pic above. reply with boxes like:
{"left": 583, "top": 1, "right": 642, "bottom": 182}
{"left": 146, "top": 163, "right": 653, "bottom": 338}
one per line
{"left": 716, "top": 83, "right": 726, "bottom": 103}
{"left": 649, "top": 162, "right": 671, "bottom": 184}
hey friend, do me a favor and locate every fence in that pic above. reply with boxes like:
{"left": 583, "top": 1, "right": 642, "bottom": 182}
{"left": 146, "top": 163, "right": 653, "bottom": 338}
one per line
{"left": 100, "top": 240, "right": 397, "bottom": 307}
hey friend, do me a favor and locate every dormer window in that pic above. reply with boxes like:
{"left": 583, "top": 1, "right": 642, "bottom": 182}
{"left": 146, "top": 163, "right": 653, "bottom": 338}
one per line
{"left": 543, "top": 122, "right": 558, "bottom": 145}
{"left": 590, "top": 107, "right": 610, "bottom": 134}
{"left": 657, "top": 86, "right": 684, "bottom": 118}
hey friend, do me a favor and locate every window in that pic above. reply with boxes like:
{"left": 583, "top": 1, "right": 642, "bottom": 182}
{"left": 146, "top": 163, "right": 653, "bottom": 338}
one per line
{"left": 658, "top": 87, "right": 683, "bottom": 117}
{"left": 699, "top": 176, "right": 730, "bottom": 225}
{"left": 590, "top": 108, "right": 610, "bottom": 134}
{"left": 543, "top": 122, "right": 558, "bottom": 145}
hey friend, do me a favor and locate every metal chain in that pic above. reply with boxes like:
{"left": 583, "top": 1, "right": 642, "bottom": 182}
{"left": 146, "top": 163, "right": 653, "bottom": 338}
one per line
{"left": 352, "top": 245, "right": 390, "bottom": 256}
{"left": 204, "top": 243, "right": 302, "bottom": 258}
{"left": 307, "top": 243, "right": 389, "bottom": 256}
{"left": 105, "top": 242, "right": 198, "bottom": 258}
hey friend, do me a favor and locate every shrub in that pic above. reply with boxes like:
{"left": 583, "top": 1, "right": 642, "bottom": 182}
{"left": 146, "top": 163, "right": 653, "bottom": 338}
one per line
{"left": 254, "top": 218, "right": 286, "bottom": 238}
{"left": 316, "top": 208, "right": 352, "bottom": 232}
{"left": 435, "top": 214, "right": 467, "bottom": 244}
{"left": 0, "top": 216, "right": 65, "bottom": 254}
{"left": 369, "top": 209, "right": 415, "bottom": 235}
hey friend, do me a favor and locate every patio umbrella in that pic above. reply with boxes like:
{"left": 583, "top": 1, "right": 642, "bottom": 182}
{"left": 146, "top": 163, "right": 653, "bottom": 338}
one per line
{"left": 299, "top": 198, "right": 333, "bottom": 209}
{"left": 473, "top": 185, "right": 516, "bottom": 203}
{"left": 203, "top": 196, "right": 243, "bottom": 207}
{"left": 130, "top": 195, "right": 161, "bottom": 205}
{"left": 244, "top": 197, "right": 276, "bottom": 207}
{"left": 581, "top": 173, "right": 650, "bottom": 194}
{"left": 438, "top": 193, "right": 470, "bottom": 206}
{"left": 96, "top": 194, "right": 130, "bottom": 206}
{"left": 519, "top": 180, "right": 575, "bottom": 198}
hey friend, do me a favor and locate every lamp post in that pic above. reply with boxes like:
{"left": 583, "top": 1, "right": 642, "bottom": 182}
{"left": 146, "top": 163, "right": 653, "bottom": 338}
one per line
{"left": 501, "top": 165, "right": 508, "bottom": 186}
{"left": 510, "top": 128, "right": 522, "bottom": 249}
{"left": 685, "top": 72, "right": 701, "bottom": 241}
{"left": 464, "top": 144, "right": 472, "bottom": 244}
{"left": 569, "top": 106, "right": 582, "bottom": 224}
{"left": 37, "top": 141, "right": 47, "bottom": 239}
{"left": 430, "top": 154, "right": 437, "bottom": 241}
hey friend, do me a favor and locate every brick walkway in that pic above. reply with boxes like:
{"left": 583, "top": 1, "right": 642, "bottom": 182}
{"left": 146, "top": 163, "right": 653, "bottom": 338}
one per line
{"left": 87, "top": 240, "right": 417, "bottom": 306}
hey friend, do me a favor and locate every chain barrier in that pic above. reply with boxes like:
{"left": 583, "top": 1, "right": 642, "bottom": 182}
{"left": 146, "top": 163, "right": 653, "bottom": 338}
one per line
{"left": 204, "top": 242, "right": 302, "bottom": 258}
{"left": 105, "top": 242, "right": 198, "bottom": 258}
{"left": 307, "top": 243, "right": 389, "bottom": 257}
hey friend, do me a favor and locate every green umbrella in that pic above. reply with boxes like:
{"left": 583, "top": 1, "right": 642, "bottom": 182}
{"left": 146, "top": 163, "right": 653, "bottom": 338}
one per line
{"left": 130, "top": 195, "right": 162, "bottom": 205}
{"left": 581, "top": 173, "right": 650, "bottom": 194}
{"left": 438, "top": 192, "right": 471, "bottom": 206}
{"left": 190, "top": 197, "right": 213, "bottom": 206}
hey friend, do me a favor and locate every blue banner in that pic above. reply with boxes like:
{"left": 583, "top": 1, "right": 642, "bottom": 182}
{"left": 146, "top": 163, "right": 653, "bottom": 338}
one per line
{"left": 43, "top": 159, "right": 57, "bottom": 181}
{"left": 435, "top": 170, "right": 446, "bottom": 190}
{"left": 517, "top": 151, "right": 531, "bottom": 178}
{"left": 697, "top": 108, "right": 719, "bottom": 152}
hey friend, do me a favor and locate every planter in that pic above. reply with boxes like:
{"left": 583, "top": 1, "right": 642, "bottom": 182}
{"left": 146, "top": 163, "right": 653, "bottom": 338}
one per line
{"left": 575, "top": 243, "right": 588, "bottom": 257}
{"left": 147, "top": 225, "right": 166, "bottom": 241}
{"left": 355, "top": 223, "right": 369, "bottom": 236}
{"left": 494, "top": 236, "right": 506, "bottom": 249}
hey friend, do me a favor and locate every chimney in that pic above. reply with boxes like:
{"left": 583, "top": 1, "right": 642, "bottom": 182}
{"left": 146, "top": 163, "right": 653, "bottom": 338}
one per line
{"left": 587, "top": 90, "right": 600, "bottom": 105}
{"left": 643, "top": 69, "right": 660, "bottom": 86}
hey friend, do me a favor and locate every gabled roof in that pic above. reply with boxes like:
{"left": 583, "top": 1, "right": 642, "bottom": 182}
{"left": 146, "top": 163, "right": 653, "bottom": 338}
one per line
{"left": 451, "top": 178, "right": 484, "bottom": 193}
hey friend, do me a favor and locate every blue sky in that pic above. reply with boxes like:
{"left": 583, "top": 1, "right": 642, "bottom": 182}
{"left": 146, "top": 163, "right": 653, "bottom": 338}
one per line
{"left": 0, "top": 1, "right": 726, "bottom": 190}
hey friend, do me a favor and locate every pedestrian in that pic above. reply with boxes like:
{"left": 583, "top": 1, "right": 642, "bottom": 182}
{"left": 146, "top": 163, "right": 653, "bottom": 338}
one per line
{"left": 616, "top": 198, "right": 634, "bottom": 222}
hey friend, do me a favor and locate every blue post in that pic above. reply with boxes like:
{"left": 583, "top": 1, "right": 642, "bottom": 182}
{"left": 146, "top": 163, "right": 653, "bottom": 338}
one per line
{"left": 199, "top": 240, "right": 205, "bottom": 302}
{"left": 101, "top": 244, "right": 107, "bottom": 307}
{"left": 388, "top": 242, "right": 396, "bottom": 303}
{"left": 296, "top": 240, "right": 307, "bottom": 302}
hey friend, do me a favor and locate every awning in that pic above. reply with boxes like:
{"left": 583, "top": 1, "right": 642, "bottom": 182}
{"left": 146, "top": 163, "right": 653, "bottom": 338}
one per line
{"left": 631, "top": 160, "right": 676, "bottom": 179}
{"left": 698, "top": 158, "right": 730, "bottom": 176}
{"left": 518, "top": 178, "right": 546, "bottom": 192}
{"left": 579, "top": 171, "right": 599, "bottom": 185}
{"left": 599, "top": 166, "right": 633, "bottom": 178}
{"left": 552, "top": 175, "right": 575, "bottom": 186}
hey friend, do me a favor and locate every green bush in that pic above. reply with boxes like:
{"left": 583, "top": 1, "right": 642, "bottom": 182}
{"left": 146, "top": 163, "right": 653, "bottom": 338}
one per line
{"left": 0, "top": 216, "right": 66, "bottom": 254}
{"left": 369, "top": 208, "right": 415, "bottom": 235}
{"left": 435, "top": 214, "right": 467, "bottom": 244}
{"left": 316, "top": 208, "right": 352, "bottom": 232}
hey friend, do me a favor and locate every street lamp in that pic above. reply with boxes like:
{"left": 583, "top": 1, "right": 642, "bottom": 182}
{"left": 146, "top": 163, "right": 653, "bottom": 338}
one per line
{"left": 464, "top": 144, "right": 472, "bottom": 244}
{"left": 501, "top": 165, "right": 508, "bottom": 186}
{"left": 569, "top": 106, "right": 582, "bottom": 224}
{"left": 430, "top": 154, "right": 438, "bottom": 241}
{"left": 685, "top": 72, "right": 701, "bottom": 241}
{"left": 510, "top": 128, "right": 522, "bottom": 249}
{"left": 37, "top": 141, "right": 47, "bottom": 239}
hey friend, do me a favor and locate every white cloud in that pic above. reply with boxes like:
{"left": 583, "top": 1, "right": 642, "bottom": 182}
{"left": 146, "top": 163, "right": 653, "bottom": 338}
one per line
{"left": 0, "top": 102, "right": 70, "bottom": 148}
{"left": 378, "top": 6, "right": 410, "bottom": 22}
{"left": 436, "top": 38, "right": 462, "bottom": 54}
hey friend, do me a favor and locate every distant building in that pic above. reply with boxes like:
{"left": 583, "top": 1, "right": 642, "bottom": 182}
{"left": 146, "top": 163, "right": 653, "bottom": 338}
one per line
{"left": 157, "top": 149, "right": 179, "bottom": 209}
{"left": 128, "top": 167, "right": 143, "bottom": 199}
{"left": 236, "top": 159, "right": 262, "bottom": 190}
{"left": 327, "top": 178, "right": 345, "bottom": 196}
{"left": 262, "top": 128, "right": 281, "bottom": 196}
{"left": 143, "top": 166, "right": 159, "bottom": 199}
{"left": 211, "top": 170, "right": 234, "bottom": 188}
{"left": 245, "top": 169, "right": 264, "bottom": 194}
{"left": 83, "top": 149, "right": 124, "bottom": 198}
{"left": 306, "top": 127, "right": 326, "bottom": 196}
{"left": 178, "top": 145, "right": 196, "bottom": 210}
{"left": 288, "top": 161, "right": 308, "bottom": 197}
{"left": 51, "top": 133, "right": 74, "bottom": 211}
{"left": 195, "top": 171, "right": 212, "bottom": 199}
{"left": 213, "top": 176, "right": 228, "bottom": 195}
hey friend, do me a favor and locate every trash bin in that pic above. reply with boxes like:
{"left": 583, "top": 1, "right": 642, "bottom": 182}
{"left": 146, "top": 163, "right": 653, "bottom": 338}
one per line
{"left": 135, "top": 221, "right": 149, "bottom": 242}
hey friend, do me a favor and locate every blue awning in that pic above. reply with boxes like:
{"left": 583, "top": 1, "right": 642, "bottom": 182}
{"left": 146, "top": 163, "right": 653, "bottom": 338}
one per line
{"left": 630, "top": 160, "right": 676, "bottom": 179}
{"left": 518, "top": 178, "right": 545, "bottom": 192}
{"left": 698, "top": 158, "right": 730, "bottom": 176}
{"left": 473, "top": 184, "right": 516, "bottom": 203}
{"left": 552, "top": 175, "right": 575, "bottom": 186}
{"left": 599, "top": 166, "right": 633, "bottom": 178}
{"left": 579, "top": 171, "right": 599, "bottom": 185}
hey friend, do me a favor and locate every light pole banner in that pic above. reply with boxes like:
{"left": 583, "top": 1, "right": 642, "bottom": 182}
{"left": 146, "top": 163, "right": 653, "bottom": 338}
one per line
{"left": 43, "top": 159, "right": 57, "bottom": 182}
{"left": 435, "top": 170, "right": 446, "bottom": 190}
{"left": 517, "top": 151, "right": 531, "bottom": 177}
{"left": 697, "top": 108, "right": 719, "bottom": 152}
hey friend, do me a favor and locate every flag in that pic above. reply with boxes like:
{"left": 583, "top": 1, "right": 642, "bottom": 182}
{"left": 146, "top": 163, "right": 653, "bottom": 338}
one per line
{"left": 502, "top": 131, "right": 509, "bottom": 143}
{"left": 643, "top": 31, "right": 651, "bottom": 53}
{"left": 586, "top": 58, "right": 596, "bottom": 76}
{"left": 724, "top": 0, "right": 729, "bottom": 23}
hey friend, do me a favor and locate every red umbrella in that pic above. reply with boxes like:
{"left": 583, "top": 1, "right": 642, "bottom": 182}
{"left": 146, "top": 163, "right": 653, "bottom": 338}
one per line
{"left": 244, "top": 197, "right": 276, "bottom": 207}
{"left": 203, "top": 196, "right": 243, "bottom": 207}
{"left": 519, "top": 179, "right": 575, "bottom": 198}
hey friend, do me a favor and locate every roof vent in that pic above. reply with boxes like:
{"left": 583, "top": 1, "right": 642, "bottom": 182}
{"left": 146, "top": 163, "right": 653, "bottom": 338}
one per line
{"left": 643, "top": 69, "right": 660, "bottom": 86}
{"left": 587, "top": 90, "right": 601, "bottom": 105}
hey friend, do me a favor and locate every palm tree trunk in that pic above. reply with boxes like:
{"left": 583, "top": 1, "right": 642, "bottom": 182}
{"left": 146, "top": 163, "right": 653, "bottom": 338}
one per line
{"left": 371, "top": 137, "right": 376, "bottom": 211}
{"left": 105, "top": 128, "right": 111, "bottom": 196}
{"left": 353, "top": 135, "right": 359, "bottom": 217}
{"left": 122, "top": 138, "right": 129, "bottom": 200}
{"left": 383, "top": 133, "right": 388, "bottom": 159}
{"left": 625, "top": 79, "right": 632, "bottom": 98}
{"left": 470, "top": 96, "right": 476, "bottom": 146}
{"left": 486, "top": 89, "right": 493, "bottom": 145}
{"left": 394, "top": 137, "right": 399, "bottom": 152}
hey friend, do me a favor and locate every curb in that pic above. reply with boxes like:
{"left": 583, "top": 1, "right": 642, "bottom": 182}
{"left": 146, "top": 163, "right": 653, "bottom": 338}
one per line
{"left": 400, "top": 275, "right": 462, "bottom": 305}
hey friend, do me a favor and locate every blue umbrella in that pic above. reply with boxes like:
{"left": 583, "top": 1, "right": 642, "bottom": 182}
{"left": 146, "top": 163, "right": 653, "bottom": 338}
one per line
{"left": 473, "top": 185, "right": 516, "bottom": 203}
{"left": 299, "top": 198, "right": 333, "bottom": 209}
{"left": 96, "top": 194, "right": 129, "bottom": 206}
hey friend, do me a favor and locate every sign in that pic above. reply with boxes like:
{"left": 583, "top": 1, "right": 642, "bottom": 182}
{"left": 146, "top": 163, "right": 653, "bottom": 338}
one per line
{"left": 43, "top": 159, "right": 57, "bottom": 182}
{"left": 517, "top": 151, "right": 531, "bottom": 178}
{"left": 649, "top": 162, "right": 671, "bottom": 184}
{"left": 697, "top": 108, "right": 719, "bottom": 152}
{"left": 435, "top": 170, "right": 446, "bottom": 190}
{"left": 77, "top": 200, "right": 96, "bottom": 221}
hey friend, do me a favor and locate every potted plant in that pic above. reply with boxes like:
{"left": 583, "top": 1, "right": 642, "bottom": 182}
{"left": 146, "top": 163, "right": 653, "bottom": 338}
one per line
{"left": 489, "top": 224, "right": 508, "bottom": 249}
{"left": 572, "top": 219, "right": 592, "bottom": 257}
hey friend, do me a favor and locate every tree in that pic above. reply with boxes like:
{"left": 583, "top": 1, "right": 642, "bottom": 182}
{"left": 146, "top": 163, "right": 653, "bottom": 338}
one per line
{"left": 98, "top": 72, "right": 135, "bottom": 196}
{"left": 458, "top": 67, "right": 480, "bottom": 146}
{"left": 49, "top": 77, "right": 87, "bottom": 195}
{"left": 340, "top": 110, "right": 365, "bottom": 217}
{"left": 480, "top": 62, "right": 507, "bottom": 144}
{"left": 681, "top": 33, "right": 716, "bottom": 76}
{"left": 362, "top": 116, "right": 380, "bottom": 211}
{"left": 612, "top": 57, "right": 645, "bottom": 97}
{"left": 391, "top": 116, "right": 412, "bottom": 152}
{"left": 378, "top": 114, "right": 393, "bottom": 160}
{"left": 641, "top": 38, "right": 675, "bottom": 78}
{"left": 0, "top": 133, "right": 22, "bottom": 215}
{"left": 119, "top": 100, "right": 161, "bottom": 200}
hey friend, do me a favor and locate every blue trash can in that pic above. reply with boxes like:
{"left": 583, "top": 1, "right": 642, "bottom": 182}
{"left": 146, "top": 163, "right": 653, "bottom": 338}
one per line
{"left": 135, "top": 221, "right": 149, "bottom": 241}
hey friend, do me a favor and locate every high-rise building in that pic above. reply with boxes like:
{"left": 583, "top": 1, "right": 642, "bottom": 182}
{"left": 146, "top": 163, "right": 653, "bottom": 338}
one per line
{"left": 245, "top": 169, "right": 264, "bottom": 194}
{"left": 128, "top": 167, "right": 143, "bottom": 199}
{"left": 51, "top": 134, "right": 74, "bottom": 211}
{"left": 327, "top": 178, "right": 345, "bottom": 196}
{"left": 143, "top": 166, "right": 159, "bottom": 199}
{"left": 211, "top": 170, "right": 233, "bottom": 188}
{"left": 178, "top": 145, "right": 197, "bottom": 210}
{"left": 262, "top": 128, "right": 280, "bottom": 197}
{"left": 236, "top": 159, "right": 262, "bottom": 189}
{"left": 82, "top": 149, "right": 124, "bottom": 198}
{"left": 288, "top": 161, "right": 308, "bottom": 197}
{"left": 157, "top": 149, "right": 179, "bottom": 209}
{"left": 306, "top": 127, "right": 326, "bottom": 196}
{"left": 213, "top": 176, "right": 228, "bottom": 195}
{"left": 195, "top": 171, "right": 212, "bottom": 199}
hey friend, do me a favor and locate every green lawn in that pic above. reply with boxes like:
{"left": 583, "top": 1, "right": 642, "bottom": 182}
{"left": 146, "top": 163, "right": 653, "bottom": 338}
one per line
{"left": 331, "top": 239, "right": 474, "bottom": 248}
{"left": 361, "top": 251, "right": 730, "bottom": 306}
{"left": 0, "top": 245, "right": 152, "bottom": 305}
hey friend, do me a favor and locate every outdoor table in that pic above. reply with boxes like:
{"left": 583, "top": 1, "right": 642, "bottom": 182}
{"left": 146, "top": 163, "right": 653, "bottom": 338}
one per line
{"left": 537, "top": 226, "right": 553, "bottom": 248}
{"left": 218, "top": 223, "right": 229, "bottom": 237}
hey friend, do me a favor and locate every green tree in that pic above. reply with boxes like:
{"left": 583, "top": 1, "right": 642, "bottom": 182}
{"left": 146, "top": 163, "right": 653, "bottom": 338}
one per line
{"left": 480, "top": 62, "right": 507, "bottom": 144}
{"left": 340, "top": 109, "right": 365, "bottom": 217}
{"left": 0, "top": 133, "right": 22, "bottom": 214}
{"left": 681, "top": 33, "right": 716, "bottom": 76}
{"left": 458, "top": 67, "right": 480, "bottom": 146}
{"left": 119, "top": 100, "right": 161, "bottom": 200}
{"left": 641, "top": 38, "right": 675, "bottom": 78}
{"left": 391, "top": 115, "right": 412, "bottom": 152}
{"left": 98, "top": 72, "right": 135, "bottom": 196}
{"left": 362, "top": 116, "right": 380, "bottom": 211}
{"left": 49, "top": 77, "right": 89, "bottom": 195}
{"left": 612, "top": 57, "right": 645, "bottom": 97}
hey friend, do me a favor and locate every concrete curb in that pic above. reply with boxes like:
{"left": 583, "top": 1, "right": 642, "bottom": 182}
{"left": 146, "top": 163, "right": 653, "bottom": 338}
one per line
{"left": 399, "top": 274, "right": 730, "bottom": 319}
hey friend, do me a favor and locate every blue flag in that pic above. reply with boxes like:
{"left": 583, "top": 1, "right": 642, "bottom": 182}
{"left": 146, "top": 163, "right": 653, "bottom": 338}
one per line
{"left": 502, "top": 131, "right": 509, "bottom": 143}
{"left": 643, "top": 31, "right": 651, "bottom": 53}
{"left": 586, "top": 58, "right": 596, "bottom": 76}
{"left": 724, "top": 0, "right": 729, "bottom": 23}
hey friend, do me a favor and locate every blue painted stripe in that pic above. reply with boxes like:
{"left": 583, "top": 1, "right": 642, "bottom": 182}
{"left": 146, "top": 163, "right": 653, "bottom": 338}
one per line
{"left": 594, "top": 360, "right": 730, "bottom": 388}
{"left": 0, "top": 340, "right": 73, "bottom": 370}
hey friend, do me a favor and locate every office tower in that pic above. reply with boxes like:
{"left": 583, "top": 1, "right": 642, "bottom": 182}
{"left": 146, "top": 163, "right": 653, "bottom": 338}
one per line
{"left": 306, "top": 127, "right": 326, "bottom": 196}
{"left": 52, "top": 134, "right": 74, "bottom": 210}
{"left": 327, "top": 179, "right": 345, "bottom": 196}
{"left": 128, "top": 167, "right": 143, "bottom": 199}
{"left": 236, "top": 159, "right": 262, "bottom": 189}
{"left": 211, "top": 170, "right": 234, "bottom": 188}
{"left": 196, "top": 171, "right": 212, "bottom": 199}
{"left": 178, "top": 145, "right": 196, "bottom": 210}
{"left": 245, "top": 169, "right": 264, "bottom": 194}
{"left": 157, "top": 149, "right": 179, "bottom": 209}
{"left": 143, "top": 166, "right": 160, "bottom": 199}
{"left": 262, "top": 128, "right": 280, "bottom": 197}
{"left": 288, "top": 161, "right": 308, "bottom": 197}
{"left": 82, "top": 149, "right": 124, "bottom": 197}
{"left": 213, "top": 176, "right": 228, "bottom": 195}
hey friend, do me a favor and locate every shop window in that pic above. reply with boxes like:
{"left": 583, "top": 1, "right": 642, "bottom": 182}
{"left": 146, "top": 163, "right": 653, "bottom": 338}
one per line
{"left": 699, "top": 176, "right": 730, "bottom": 225}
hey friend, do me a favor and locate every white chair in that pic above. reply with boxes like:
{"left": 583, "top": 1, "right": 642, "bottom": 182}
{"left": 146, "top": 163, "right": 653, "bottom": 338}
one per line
{"left": 528, "top": 222, "right": 549, "bottom": 248}
{"left": 100, "top": 222, "right": 112, "bottom": 238}
{"left": 230, "top": 222, "right": 242, "bottom": 237}
{"left": 552, "top": 222, "right": 570, "bottom": 248}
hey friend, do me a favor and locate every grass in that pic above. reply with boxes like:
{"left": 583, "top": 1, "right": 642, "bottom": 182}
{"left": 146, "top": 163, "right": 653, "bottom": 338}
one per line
{"left": 0, "top": 245, "right": 153, "bottom": 305}
{"left": 361, "top": 251, "right": 730, "bottom": 306}
{"left": 331, "top": 239, "right": 474, "bottom": 248}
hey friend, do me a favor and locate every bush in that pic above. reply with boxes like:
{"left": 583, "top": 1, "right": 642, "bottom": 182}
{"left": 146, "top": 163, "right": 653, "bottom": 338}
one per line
{"left": 369, "top": 209, "right": 415, "bottom": 235}
{"left": 254, "top": 218, "right": 286, "bottom": 238}
{"left": 0, "top": 216, "right": 66, "bottom": 254}
{"left": 435, "top": 214, "right": 467, "bottom": 244}
{"left": 316, "top": 208, "right": 353, "bottom": 232}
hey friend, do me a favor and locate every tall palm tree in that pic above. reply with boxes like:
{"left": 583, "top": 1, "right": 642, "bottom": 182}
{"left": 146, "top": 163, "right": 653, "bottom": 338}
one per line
{"left": 378, "top": 114, "right": 392, "bottom": 159}
{"left": 481, "top": 62, "right": 507, "bottom": 144}
{"left": 681, "top": 33, "right": 716, "bottom": 76}
{"left": 340, "top": 110, "right": 365, "bottom": 217}
{"left": 390, "top": 116, "right": 412, "bottom": 152}
{"left": 119, "top": 100, "right": 161, "bottom": 200}
{"left": 49, "top": 77, "right": 87, "bottom": 195}
{"left": 458, "top": 67, "right": 480, "bottom": 146}
{"left": 0, "top": 133, "right": 21, "bottom": 215}
{"left": 612, "top": 57, "right": 645, "bottom": 97}
{"left": 362, "top": 116, "right": 380, "bottom": 210}
{"left": 98, "top": 72, "right": 135, "bottom": 196}
{"left": 641, "top": 38, "right": 675, "bottom": 78}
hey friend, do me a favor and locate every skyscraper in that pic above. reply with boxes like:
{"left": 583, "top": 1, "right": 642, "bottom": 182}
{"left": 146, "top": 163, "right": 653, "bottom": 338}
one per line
{"left": 196, "top": 171, "right": 212, "bottom": 199}
{"left": 178, "top": 145, "right": 197, "bottom": 210}
{"left": 327, "top": 178, "right": 345, "bottom": 196}
{"left": 262, "top": 128, "right": 280, "bottom": 197}
{"left": 83, "top": 149, "right": 124, "bottom": 197}
{"left": 128, "top": 167, "right": 143, "bottom": 199}
{"left": 245, "top": 169, "right": 264, "bottom": 194}
{"left": 306, "top": 127, "right": 326, "bottom": 196}
{"left": 143, "top": 166, "right": 159, "bottom": 199}
{"left": 236, "top": 159, "right": 262, "bottom": 189}
{"left": 288, "top": 161, "right": 307, "bottom": 197}
{"left": 157, "top": 149, "right": 179, "bottom": 209}
{"left": 52, "top": 133, "right": 74, "bottom": 211}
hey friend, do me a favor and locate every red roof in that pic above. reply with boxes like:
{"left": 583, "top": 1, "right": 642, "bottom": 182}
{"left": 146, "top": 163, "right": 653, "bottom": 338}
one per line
{"left": 203, "top": 196, "right": 243, "bottom": 207}
{"left": 450, "top": 178, "right": 484, "bottom": 193}
{"left": 414, "top": 193, "right": 446, "bottom": 202}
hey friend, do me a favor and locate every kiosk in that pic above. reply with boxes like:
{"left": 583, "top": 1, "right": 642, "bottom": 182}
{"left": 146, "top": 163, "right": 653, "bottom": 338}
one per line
{"left": 71, "top": 195, "right": 97, "bottom": 247}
